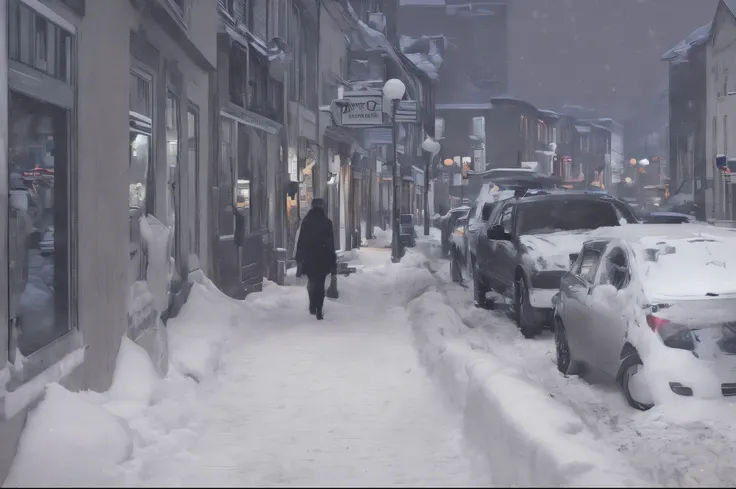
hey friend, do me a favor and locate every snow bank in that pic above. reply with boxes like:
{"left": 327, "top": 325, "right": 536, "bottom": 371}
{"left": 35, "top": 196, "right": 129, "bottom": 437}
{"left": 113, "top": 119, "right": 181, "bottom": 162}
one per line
{"left": 408, "top": 292, "right": 647, "bottom": 487}
{"left": 166, "top": 278, "right": 242, "bottom": 383}
{"left": 108, "top": 337, "right": 159, "bottom": 406}
{"left": 366, "top": 226, "right": 392, "bottom": 248}
{"left": 140, "top": 215, "right": 172, "bottom": 313}
{"left": 5, "top": 383, "right": 133, "bottom": 487}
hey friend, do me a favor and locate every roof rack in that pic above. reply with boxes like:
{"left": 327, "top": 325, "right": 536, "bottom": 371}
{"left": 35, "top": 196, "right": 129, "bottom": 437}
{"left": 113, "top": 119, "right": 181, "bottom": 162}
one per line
{"left": 514, "top": 188, "right": 550, "bottom": 199}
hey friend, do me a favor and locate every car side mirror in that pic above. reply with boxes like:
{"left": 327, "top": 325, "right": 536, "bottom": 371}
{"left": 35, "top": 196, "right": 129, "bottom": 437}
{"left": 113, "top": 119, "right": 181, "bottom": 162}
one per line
{"left": 487, "top": 224, "right": 510, "bottom": 241}
{"left": 481, "top": 203, "right": 493, "bottom": 221}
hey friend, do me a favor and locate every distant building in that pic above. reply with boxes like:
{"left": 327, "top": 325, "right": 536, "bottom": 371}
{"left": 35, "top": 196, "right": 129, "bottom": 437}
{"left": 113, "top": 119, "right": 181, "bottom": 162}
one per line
{"left": 398, "top": 0, "right": 508, "bottom": 104}
{"left": 663, "top": 22, "right": 709, "bottom": 221}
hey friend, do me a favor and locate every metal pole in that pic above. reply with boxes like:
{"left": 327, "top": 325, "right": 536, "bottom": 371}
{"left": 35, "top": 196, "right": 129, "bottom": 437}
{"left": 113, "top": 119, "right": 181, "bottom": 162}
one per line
{"left": 424, "top": 153, "right": 431, "bottom": 235}
{"left": 391, "top": 99, "right": 401, "bottom": 263}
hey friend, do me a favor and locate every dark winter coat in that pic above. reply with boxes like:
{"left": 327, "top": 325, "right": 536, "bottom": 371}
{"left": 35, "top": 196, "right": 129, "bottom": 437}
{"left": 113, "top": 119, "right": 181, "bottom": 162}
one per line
{"left": 295, "top": 207, "right": 337, "bottom": 276}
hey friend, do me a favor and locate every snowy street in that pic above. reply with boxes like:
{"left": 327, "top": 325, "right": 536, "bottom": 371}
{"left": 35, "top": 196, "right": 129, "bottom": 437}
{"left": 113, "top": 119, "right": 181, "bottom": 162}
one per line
{"left": 5, "top": 235, "right": 490, "bottom": 487}
{"left": 9, "top": 230, "right": 736, "bottom": 487}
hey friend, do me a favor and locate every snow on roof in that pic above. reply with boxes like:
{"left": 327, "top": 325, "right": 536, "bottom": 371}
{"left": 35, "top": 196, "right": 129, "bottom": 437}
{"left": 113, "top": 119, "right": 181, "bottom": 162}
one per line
{"left": 399, "top": 35, "right": 447, "bottom": 80}
{"left": 661, "top": 22, "right": 711, "bottom": 63}
{"left": 344, "top": 4, "right": 420, "bottom": 95}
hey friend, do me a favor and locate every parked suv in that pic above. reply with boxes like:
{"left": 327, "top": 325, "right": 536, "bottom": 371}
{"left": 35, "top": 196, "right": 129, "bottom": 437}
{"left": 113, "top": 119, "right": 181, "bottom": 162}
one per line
{"left": 451, "top": 174, "right": 563, "bottom": 284}
{"left": 473, "top": 191, "right": 639, "bottom": 338}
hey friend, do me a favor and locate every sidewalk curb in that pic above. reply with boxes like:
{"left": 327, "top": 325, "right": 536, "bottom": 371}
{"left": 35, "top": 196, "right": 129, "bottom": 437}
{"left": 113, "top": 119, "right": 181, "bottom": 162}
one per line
{"left": 408, "top": 292, "right": 649, "bottom": 487}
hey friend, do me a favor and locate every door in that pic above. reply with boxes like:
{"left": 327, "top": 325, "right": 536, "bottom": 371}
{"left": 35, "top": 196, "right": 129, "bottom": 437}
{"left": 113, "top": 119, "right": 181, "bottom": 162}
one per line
{"left": 564, "top": 246, "right": 603, "bottom": 365}
{"left": 588, "top": 244, "right": 631, "bottom": 375}
{"left": 165, "top": 92, "right": 185, "bottom": 306}
{"left": 491, "top": 203, "right": 516, "bottom": 295}
{"left": 464, "top": 203, "right": 478, "bottom": 261}
{"left": 217, "top": 116, "right": 238, "bottom": 297}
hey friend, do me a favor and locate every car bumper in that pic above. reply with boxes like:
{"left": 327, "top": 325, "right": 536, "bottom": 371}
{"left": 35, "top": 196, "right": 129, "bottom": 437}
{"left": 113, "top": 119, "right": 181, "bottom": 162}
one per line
{"left": 644, "top": 344, "right": 736, "bottom": 401}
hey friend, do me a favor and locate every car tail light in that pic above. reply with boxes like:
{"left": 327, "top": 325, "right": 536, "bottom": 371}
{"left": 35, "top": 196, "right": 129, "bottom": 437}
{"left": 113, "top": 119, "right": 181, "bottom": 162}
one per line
{"left": 646, "top": 314, "right": 670, "bottom": 332}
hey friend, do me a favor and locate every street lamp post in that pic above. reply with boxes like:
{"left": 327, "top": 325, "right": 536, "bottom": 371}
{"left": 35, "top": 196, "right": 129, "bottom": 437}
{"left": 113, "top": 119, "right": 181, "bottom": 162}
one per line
{"left": 383, "top": 78, "right": 406, "bottom": 263}
{"left": 421, "top": 137, "right": 441, "bottom": 236}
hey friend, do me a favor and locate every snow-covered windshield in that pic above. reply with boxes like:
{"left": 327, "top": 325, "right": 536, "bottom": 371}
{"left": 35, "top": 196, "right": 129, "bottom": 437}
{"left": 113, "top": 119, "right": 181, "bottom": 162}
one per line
{"left": 517, "top": 199, "right": 620, "bottom": 235}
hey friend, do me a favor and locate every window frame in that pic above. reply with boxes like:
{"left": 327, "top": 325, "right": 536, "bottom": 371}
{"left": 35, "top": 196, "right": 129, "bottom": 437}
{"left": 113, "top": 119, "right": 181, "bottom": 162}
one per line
{"left": 187, "top": 103, "right": 200, "bottom": 262}
{"left": 2, "top": 0, "right": 84, "bottom": 417}
{"left": 165, "top": 90, "right": 182, "bottom": 285}
{"left": 496, "top": 203, "right": 514, "bottom": 235}
{"left": 575, "top": 247, "right": 602, "bottom": 284}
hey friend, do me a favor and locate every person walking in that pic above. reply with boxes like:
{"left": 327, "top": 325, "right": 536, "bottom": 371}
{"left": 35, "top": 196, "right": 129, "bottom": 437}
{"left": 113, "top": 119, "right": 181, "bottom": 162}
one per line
{"left": 295, "top": 198, "right": 337, "bottom": 320}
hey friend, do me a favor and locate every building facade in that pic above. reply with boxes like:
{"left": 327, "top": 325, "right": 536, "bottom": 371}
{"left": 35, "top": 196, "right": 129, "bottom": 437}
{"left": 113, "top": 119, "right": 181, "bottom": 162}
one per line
{"left": 664, "top": 22, "right": 709, "bottom": 220}
{"left": 706, "top": 0, "right": 736, "bottom": 221}
{"left": 1, "top": 0, "right": 217, "bottom": 480}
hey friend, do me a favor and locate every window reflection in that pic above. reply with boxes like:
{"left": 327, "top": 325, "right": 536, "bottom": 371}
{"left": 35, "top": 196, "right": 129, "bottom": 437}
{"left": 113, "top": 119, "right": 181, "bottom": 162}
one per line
{"left": 9, "top": 92, "right": 70, "bottom": 355}
{"left": 166, "top": 93, "right": 180, "bottom": 281}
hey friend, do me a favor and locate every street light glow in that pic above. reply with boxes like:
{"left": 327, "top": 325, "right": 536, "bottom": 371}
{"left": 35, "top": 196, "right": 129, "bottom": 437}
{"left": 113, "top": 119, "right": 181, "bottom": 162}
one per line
{"left": 382, "top": 79, "right": 406, "bottom": 101}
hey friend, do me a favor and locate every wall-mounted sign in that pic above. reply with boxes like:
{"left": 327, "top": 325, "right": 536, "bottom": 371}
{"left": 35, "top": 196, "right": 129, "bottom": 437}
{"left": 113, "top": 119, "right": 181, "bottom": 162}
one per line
{"left": 341, "top": 91, "right": 383, "bottom": 126}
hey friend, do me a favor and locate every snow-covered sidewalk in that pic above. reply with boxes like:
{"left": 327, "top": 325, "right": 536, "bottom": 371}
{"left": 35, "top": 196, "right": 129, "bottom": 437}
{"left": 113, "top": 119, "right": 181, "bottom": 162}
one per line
{"left": 6, "top": 248, "right": 490, "bottom": 487}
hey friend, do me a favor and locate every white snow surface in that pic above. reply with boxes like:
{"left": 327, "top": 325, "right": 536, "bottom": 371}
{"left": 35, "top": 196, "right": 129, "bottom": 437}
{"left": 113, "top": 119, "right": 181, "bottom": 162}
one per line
{"left": 520, "top": 230, "right": 594, "bottom": 271}
{"left": 418, "top": 232, "right": 736, "bottom": 487}
{"left": 7, "top": 247, "right": 491, "bottom": 487}
{"left": 13, "top": 230, "right": 736, "bottom": 487}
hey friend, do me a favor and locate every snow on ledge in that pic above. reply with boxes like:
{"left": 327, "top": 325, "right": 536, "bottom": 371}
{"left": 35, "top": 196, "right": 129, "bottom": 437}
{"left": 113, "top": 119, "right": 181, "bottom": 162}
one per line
{"left": 407, "top": 292, "right": 648, "bottom": 487}
{"left": 3, "top": 345, "right": 86, "bottom": 420}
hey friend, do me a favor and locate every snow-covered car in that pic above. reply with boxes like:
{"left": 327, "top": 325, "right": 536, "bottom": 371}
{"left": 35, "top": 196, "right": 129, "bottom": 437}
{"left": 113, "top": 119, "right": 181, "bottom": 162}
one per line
{"left": 554, "top": 223, "right": 736, "bottom": 411}
{"left": 474, "top": 190, "right": 640, "bottom": 338}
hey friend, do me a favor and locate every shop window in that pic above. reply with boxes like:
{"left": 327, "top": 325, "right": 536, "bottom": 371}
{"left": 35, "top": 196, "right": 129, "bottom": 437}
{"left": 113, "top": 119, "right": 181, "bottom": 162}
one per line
{"left": 248, "top": 54, "right": 268, "bottom": 113}
{"left": 580, "top": 134, "right": 590, "bottom": 153}
{"left": 166, "top": 93, "right": 181, "bottom": 279}
{"left": 9, "top": 0, "right": 72, "bottom": 84}
{"left": 188, "top": 105, "right": 200, "bottom": 257}
{"left": 8, "top": 92, "right": 71, "bottom": 356}
{"left": 229, "top": 45, "right": 247, "bottom": 108}
{"left": 129, "top": 70, "right": 153, "bottom": 286}
{"left": 220, "top": 117, "right": 236, "bottom": 237}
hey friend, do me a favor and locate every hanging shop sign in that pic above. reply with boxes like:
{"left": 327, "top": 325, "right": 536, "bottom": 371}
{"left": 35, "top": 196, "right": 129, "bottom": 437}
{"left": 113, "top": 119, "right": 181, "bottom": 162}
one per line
{"left": 340, "top": 91, "right": 383, "bottom": 127}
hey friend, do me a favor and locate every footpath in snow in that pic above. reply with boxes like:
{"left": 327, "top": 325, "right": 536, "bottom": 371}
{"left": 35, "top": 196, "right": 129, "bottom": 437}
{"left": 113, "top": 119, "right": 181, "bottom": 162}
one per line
{"left": 5, "top": 241, "right": 490, "bottom": 487}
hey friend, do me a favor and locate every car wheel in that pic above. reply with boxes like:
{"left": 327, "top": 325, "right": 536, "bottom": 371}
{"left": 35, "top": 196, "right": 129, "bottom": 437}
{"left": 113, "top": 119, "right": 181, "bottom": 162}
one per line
{"left": 618, "top": 352, "right": 654, "bottom": 411}
{"left": 450, "top": 250, "right": 463, "bottom": 283}
{"left": 515, "top": 276, "right": 541, "bottom": 339}
{"left": 554, "top": 320, "right": 580, "bottom": 375}
{"left": 473, "top": 268, "right": 489, "bottom": 307}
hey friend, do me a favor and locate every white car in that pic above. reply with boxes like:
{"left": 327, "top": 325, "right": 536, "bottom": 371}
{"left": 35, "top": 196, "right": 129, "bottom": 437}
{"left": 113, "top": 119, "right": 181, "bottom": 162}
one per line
{"left": 555, "top": 223, "right": 736, "bottom": 410}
